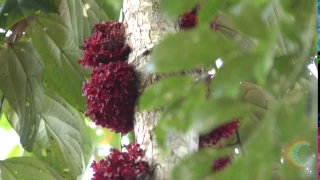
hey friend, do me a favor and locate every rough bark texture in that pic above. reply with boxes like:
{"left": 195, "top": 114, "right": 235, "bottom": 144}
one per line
{"left": 123, "top": 0, "right": 199, "bottom": 179}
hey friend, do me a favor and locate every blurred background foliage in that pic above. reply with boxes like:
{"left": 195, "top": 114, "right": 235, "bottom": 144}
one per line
{"left": 0, "top": 0, "right": 318, "bottom": 179}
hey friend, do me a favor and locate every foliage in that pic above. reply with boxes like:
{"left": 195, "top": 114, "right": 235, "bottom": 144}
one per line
{"left": 0, "top": 0, "right": 123, "bottom": 179}
{"left": 140, "top": 0, "right": 317, "bottom": 179}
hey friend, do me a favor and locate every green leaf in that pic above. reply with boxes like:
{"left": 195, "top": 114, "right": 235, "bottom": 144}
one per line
{"left": 4, "top": 89, "right": 92, "bottom": 179}
{"left": 139, "top": 76, "right": 194, "bottom": 110}
{"left": 236, "top": 82, "right": 277, "bottom": 143}
{"left": 211, "top": 42, "right": 275, "bottom": 98}
{"left": 0, "top": 0, "right": 58, "bottom": 29}
{"left": 148, "top": 26, "right": 237, "bottom": 73}
{"left": 228, "top": 2, "right": 270, "bottom": 41}
{"left": 101, "top": 0, "right": 123, "bottom": 21}
{"left": 0, "top": 42, "right": 45, "bottom": 151}
{"left": 155, "top": 85, "right": 204, "bottom": 149}
{"left": 27, "top": 13, "right": 90, "bottom": 111}
{"left": 0, "top": 157, "right": 63, "bottom": 180}
{"left": 33, "top": 89, "right": 90, "bottom": 179}
{"left": 264, "top": 1, "right": 292, "bottom": 55}
{"left": 77, "top": 113, "right": 92, "bottom": 169}
{"left": 197, "top": 2, "right": 225, "bottom": 25}
{"left": 160, "top": 0, "right": 198, "bottom": 18}
{"left": 59, "top": 0, "right": 101, "bottom": 47}
{"left": 170, "top": 148, "right": 228, "bottom": 180}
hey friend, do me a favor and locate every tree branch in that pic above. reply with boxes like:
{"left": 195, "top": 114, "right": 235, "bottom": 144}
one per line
{"left": 0, "top": 95, "right": 4, "bottom": 117}
{"left": 235, "top": 129, "right": 245, "bottom": 156}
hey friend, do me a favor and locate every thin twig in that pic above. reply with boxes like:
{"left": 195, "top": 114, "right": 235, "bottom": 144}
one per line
{"left": 0, "top": 95, "right": 4, "bottom": 116}
{"left": 236, "top": 129, "right": 245, "bottom": 156}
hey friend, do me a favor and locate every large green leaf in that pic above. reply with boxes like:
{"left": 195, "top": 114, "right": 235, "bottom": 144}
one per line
{"left": 27, "top": 13, "right": 90, "bottom": 111}
{"left": 228, "top": 2, "right": 270, "bottom": 41}
{"left": 0, "top": 0, "right": 58, "bottom": 29}
{"left": 0, "top": 157, "right": 63, "bottom": 180}
{"left": 33, "top": 89, "right": 91, "bottom": 179}
{"left": 4, "top": 88, "right": 92, "bottom": 179}
{"left": 197, "top": 1, "right": 226, "bottom": 25}
{"left": 74, "top": 112, "right": 92, "bottom": 169}
{"left": 0, "top": 42, "right": 44, "bottom": 151}
{"left": 148, "top": 26, "right": 237, "bottom": 73}
{"left": 59, "top": 0, "right": 100, "bottom": 47}
{"left": 237, "top": 82, "right": 276, "bottom": 143}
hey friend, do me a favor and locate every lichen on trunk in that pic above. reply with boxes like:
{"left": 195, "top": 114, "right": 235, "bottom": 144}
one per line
{"left": 123, "top": 0, "right": 199, "bottom": 179}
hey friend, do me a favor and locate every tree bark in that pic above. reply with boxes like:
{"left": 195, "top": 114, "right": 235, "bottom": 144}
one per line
{"left": 123, "top": 0, "right": 199, "bottom": 179}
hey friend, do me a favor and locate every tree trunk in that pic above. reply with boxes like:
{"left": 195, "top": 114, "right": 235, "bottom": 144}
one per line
{"left": 123, "top": 0, "right": 199, "bottom": 179}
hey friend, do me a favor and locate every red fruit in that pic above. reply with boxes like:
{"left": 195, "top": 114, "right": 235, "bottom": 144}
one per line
{"left": 79, "top": 21, "right": 131, "bottom": 67}
{"left": 91, "top": 143, "right": 149, "bottom": 180}
{"left": 179, "top": 7, "right": 198, "bottom": 29}
{"left": 83, "top": 61, "right": 137, "bottom": 133}
{"left": 200, "top": 119, "right": 240, "bottom": 148}
{"left": 212, "top": 156, "right": 231, "bottom": 171}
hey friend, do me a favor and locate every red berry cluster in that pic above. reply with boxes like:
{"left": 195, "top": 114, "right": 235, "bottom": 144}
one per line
{"left": 179, "top": 7, "right": 198, "bottom": 29}
{"left": 83, "top": 62, "right": 137, "bottom": 133}
{"left": 199, "top": 119, "right": 240, "bottom": 148}
{"left": 178, "top": 5, "right": 218, "bottom": 31}
{"left": 79, "top": 21, "right": 131, "bottom": 67}
{"left": 91, "top": 143, "right": 149, "bottom": 180}
{"left": 79, "top": 21, "right": 137, "bottom": 134}
{"left": 212, "top": 156, "right": 231, "bottom": 172}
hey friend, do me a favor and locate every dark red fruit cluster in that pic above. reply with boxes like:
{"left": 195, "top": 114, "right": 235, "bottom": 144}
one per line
{"left": 79, "top": 20, "right": 137, "bottom": 133}
{"left": 91, "top": 143, "right": 149, "bottom": 180}
{"left": 179, "top": 6, "right": 220, "bottom": 31}
{"left": 178, "top": 7, "right": 198, "bottom": 29}
{"left": 83, "top": 61, "right": 137, "bottom": 133}
{"left": 79, "top": 21, "right": 131, "bottom": 67}
{"left": 212, "top": 156, "right": 231, "bottom": 172}
{"left": 199, "top": 119, "right": 240, "bottom": 148}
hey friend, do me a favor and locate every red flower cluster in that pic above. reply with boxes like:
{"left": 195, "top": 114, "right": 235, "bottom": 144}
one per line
{"left": 199, "top": 119, "right": 240, "bottom": 148}
{"left": 212, "top": 156, "right": 231, "bottom": 172}
{"left": 79, "top": 21, "right": 131, "bottom": 67}
{"left": 83, "top": 61, "right": 137, "bottom": 133}
{"left": 179, "top": 6, "right": 220, "bottom": 31}
{"left": 79, "top": 21, "right": 137, "bottom": 133}
{"left": 91, "top": 143, "right": 149, "bottom": 180}
{"left": 179, "top": 8, "right": 198, "bottom": 29}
